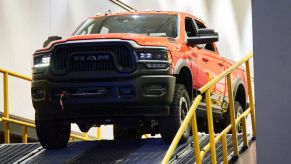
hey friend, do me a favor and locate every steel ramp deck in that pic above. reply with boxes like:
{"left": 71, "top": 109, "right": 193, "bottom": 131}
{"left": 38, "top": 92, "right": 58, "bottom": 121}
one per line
{"left": 0, "top": 134, "right": 248, "bottom": 164}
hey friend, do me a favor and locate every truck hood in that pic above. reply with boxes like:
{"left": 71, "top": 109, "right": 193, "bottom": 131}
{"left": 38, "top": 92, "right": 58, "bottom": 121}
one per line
{"left": 38, "top": 33, "right": 178, "bottom": 52}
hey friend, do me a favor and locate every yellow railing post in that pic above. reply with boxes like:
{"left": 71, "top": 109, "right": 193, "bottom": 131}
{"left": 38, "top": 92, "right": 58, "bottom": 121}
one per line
{"left": 84, "top": 132, "right": 88, "bottom": 139}
{"left": 221, "top": 134, "right": 228, "bottom": 164}
{"left": 97, "top": 127, "right": 101, "bottom": 140}
{"left": 241, "top": 116, "right": 248, "bottom": 147}
{"left": 226, "top": 74, "right": 239, "bottom": 156}
{"left": 3, "top": 72, "right": 10, "bottom": 144}
{"left": 206, "top": 89, "right": 217, "bottom": 164}
{"left": 246, "top": 60, "right": 256, "bottom": 138}
{"left": 69, "top": 137, "right": 74, "bottom": 142}
{"left": 22, "top": 126, "right": 28, "bottom": 143}
{"left": 191, "top": 110, "right": 202, "bottom": 164}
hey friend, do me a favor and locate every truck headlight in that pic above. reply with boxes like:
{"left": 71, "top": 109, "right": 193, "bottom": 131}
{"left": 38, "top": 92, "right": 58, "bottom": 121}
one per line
{"left": 136, "top": 50, "right": 169, "bottom": 61}
{"left": 33, "top": 53, "right": 50, "bottom": 67}
{"left": 32, "top": 53, "right": 51, "bottom": 73}
{"left": 135, "top": 49, "right": 172, "bottom": 69}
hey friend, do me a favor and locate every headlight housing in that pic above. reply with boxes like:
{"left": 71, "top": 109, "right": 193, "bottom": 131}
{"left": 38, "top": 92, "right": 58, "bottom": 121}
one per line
{"left": 135, "top": 49, "right": 172, "bottom": 69}
{"left": 32, "top": 53, "right": 51, "bottom": 73}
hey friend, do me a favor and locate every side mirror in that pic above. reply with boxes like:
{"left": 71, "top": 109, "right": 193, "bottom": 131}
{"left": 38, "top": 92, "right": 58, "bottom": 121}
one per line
{"left": 43, "top": 36, "right": 62, "bottom": 48}
{"left": 187, "top": 29, "right": 218, "bottom": 45}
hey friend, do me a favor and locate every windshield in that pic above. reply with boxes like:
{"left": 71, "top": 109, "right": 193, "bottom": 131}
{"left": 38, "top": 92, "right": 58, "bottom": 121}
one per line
{"left": 74, "top": 14, "right": 178, "bottom": 38}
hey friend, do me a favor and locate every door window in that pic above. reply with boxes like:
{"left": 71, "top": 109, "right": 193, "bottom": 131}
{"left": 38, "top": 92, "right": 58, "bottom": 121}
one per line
{"left": 185, "top": 17, "right": 198, "bottom": 37}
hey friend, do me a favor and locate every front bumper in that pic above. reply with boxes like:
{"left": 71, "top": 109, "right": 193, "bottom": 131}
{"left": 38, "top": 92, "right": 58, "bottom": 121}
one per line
{"left": 32, "top": 75, "right": 175, "bottom": 122}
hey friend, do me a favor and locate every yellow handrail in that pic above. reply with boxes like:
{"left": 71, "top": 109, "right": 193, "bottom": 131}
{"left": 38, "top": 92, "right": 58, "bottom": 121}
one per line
{"left": 0, "top": 68, "right": 101, "bottom": 143}
{"left": 0, "top": 68, "right": 32, "bottom": 81}
{"left": 2, "top": 117, "right": 36, "bottom": 128}
{"left": 162, "top": 53, "right": 256, "bottom": 164}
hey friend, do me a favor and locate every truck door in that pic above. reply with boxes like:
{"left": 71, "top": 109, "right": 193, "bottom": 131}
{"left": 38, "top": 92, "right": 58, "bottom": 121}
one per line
{"left": 184, "top": 17, "right": 209, "bottom": 89}
{"left": 194, "top": 20, "right": 226, "bottom": 100}
{"left": 199, "top": 45, "right": 225, "bottom": 95}
{"left": 194, "top": 43, "right": 226, "bottom": 95}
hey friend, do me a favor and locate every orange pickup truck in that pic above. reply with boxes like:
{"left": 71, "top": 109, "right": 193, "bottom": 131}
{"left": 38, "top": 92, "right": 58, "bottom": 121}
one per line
{"left": 31, "top": 11, "right": 248, "bottom": 149}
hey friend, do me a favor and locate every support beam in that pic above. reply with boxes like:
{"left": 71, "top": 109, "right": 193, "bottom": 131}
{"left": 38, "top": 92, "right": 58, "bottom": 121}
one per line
{"left": 252, "top": 0, "right": 291, "bottom": 163}
{"left": 109, "top": 0, "right": 136, "bottom": 12}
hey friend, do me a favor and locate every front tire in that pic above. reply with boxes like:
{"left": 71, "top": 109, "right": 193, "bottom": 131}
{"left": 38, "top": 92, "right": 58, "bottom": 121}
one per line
{"left": 159, "top": 84, "right": 191, "bottom": 144}
{"left": 36, "top": 119, "right": 71, "bottom": 149}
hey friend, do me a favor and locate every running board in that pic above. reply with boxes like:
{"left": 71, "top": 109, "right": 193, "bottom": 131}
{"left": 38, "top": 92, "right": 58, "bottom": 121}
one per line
{"left": 196, "top": 102, "right": 224, "bottom": 119}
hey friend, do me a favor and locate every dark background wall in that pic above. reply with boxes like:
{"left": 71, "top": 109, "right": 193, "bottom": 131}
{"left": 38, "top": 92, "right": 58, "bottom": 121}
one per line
{"left": 252, "top": 0, "right": 291, "bottom": 163}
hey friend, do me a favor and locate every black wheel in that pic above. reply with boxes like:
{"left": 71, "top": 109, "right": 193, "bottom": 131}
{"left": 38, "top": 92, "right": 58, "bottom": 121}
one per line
{"left": 113, "top": 124, "right": 141, "bottom": 139}
{"left": 36, "top": 119, "right": 71, "bottom": 149}
{"left": 159, "top": 83, "right": 191, "bottom": 144}
{"left": 235, "top": 102, "right": 244, "bottom": 133}
{"left": 217, "top": 101, "right": 243, "bottom": 133}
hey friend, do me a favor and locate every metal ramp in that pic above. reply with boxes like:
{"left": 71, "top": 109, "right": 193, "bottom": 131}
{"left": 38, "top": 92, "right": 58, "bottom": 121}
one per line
{"left": 0, "top": 134, "right": 249, "bottom": 164}
{"left": 0, "top": 54, "right": 256, "bottom": 164}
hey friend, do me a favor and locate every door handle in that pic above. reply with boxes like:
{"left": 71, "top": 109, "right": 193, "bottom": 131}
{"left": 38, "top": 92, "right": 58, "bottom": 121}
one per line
{"left": 218, "top": 62, "right": 224, "bottom": 67}
{"left": 202, "top": 58, "right": 209, "bottom": 62}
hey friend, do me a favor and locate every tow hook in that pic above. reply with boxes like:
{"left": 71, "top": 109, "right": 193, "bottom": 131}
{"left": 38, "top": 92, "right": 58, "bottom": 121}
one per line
{"left": 59, "top": 91, "right": 67, "bottom": 112}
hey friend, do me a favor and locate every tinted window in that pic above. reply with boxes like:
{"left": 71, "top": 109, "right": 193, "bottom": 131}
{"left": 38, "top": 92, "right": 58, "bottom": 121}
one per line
{"left": 195, "top": 20, "right": 206, "bottom": 29}
{"left": 74, "top": 14, "right": 178, "bottom": 38}
{"left": 185, "top": 18, "right": 198, "bottom": 37}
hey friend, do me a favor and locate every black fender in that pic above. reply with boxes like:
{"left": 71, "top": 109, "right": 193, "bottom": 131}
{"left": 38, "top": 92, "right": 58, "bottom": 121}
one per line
{"left": 232, "top": 77, "right": 247, "bottom": 109}
{"left": 233, "top": 77, "right": 243, "bottom": 97}
{"left": 173, "top": 59, "right": 194, "bottom": 98}
{"left": 174, "top": 59, "right": 192, "bottom": 76}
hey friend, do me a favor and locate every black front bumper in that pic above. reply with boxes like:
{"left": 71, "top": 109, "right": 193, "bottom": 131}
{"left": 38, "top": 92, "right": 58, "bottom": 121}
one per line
{"left": 32, "top": 75, "right": 175, "bottom": 122}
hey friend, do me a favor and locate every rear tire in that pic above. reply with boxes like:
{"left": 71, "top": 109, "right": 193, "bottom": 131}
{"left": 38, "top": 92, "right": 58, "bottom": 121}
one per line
{"left": 159, "top": 84, "right": 191, "bottom": 144}
{"left": 217, "top": 101, "right": 243, "bottom": 133}
{"left": 113, "top": 125, "right": 141, "bottom": 139}
{"left": 36, "top": 119, "right": 71, "bottom": 149}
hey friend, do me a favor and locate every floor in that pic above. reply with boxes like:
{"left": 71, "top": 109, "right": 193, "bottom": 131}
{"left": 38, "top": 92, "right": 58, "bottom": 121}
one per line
{"left": 235, "top": 141, "right": 257, "bottom": 164}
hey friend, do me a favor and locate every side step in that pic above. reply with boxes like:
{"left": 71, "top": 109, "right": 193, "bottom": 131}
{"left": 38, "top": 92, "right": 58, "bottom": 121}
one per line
{"left": 196, "top": 102, "right": 224, "bottom": 119}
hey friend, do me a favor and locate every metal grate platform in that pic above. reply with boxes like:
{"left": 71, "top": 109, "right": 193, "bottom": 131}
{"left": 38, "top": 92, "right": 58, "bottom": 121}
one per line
{"left": 171, "top": 134, "right": 246, "bottom": 164}
{"left": 0, "top": 143, "right": 41, "bottom": 164}
{"left": 0, "top": 134, "right": 249, "bottom": 164}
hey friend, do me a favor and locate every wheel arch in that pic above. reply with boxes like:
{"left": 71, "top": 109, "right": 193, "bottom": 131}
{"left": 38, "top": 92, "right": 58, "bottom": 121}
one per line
{"left": 174, "top": 59, "right": 193, "bottom": 99}
{"left": 233, "top": 77, "right": 247, "bottom": 110}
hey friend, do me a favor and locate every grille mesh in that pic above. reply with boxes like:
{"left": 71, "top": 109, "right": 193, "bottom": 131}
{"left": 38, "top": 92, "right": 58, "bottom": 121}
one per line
{"left": 50, "top": 42, "right": 135, "bottom": 74}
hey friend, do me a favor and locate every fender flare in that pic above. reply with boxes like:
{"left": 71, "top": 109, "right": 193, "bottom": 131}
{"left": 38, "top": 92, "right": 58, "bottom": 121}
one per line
{"left": 173, "top": 59, "right": 194, "bottom": 98}
{"left": 232, "top": 77, "right": 247, "bottom": 108}
{"left": 233, "top": 77, "right": 244, "bottom": 97}
{"left": 174, "top": 59, "right": 192, "bottom": 76}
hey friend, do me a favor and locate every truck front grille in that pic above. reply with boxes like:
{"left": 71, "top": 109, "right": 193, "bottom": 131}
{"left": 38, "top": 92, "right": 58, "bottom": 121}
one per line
{"left": 50, "top": 42, "right": 136, "bottom": 74}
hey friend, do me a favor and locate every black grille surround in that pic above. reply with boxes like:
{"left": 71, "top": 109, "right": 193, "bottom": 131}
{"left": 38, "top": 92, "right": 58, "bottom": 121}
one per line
{"left": 50, "top": 42, "right": 136, "bottom": 75}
